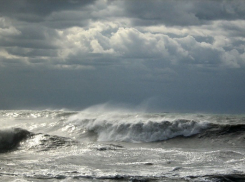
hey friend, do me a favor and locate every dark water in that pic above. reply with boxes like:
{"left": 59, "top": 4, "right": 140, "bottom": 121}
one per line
{"left": 1, "top": 109, "right": 245, "bottom": 181}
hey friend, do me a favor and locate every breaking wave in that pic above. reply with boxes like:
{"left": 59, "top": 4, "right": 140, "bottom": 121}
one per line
{"left": 66, "top": 111, "right": 245, "bottom": 143}
{"left": 68, "top": 114, "right": 210, "bottom": 142}
{"left": 23, "top": 133, "right": 78, "bottom": 151}
{"left": 0, "top": 128, "right": 32, "bottom": 152}
{"left": 0, "top": 127, "right": 76, "bottom": 153}
{"left": 2, "top": 110, "right": 245, "bottom": 148}
{"left": 91, "top": 119, "right": 209, "bottom": 142}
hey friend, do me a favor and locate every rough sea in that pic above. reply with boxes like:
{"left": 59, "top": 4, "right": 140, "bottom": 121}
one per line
{"left": 1, "top": 108, "right": 245, "bottom": 182}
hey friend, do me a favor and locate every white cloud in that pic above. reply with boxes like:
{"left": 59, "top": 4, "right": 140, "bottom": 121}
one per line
{"left": 55, "top": 20, "right": 245, "bottom": 69}
{"left": 1, "top": 1, "right": 245, "bottom": 70}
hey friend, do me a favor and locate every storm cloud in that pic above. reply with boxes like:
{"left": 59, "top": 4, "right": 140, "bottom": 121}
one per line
{"left": 0, "top": 0, "right": 245, "bottom": 113}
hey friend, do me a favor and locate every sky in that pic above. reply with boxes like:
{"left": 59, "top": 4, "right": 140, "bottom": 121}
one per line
{"left": 0, "top": 0, "right": 245, "bottom": 113}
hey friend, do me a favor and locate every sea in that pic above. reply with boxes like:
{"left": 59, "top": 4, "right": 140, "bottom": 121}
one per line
{"left": 1, "top": 108, "right": 245, "bottom": 182}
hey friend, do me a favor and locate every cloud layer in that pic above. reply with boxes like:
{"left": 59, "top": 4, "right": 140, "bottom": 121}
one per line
{"left": 0, "top": 0, "right": 245, "bottom": 113}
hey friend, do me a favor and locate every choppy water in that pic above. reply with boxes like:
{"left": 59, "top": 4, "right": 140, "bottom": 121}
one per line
{"left": 1, "top": 108, "right": 245, "bottom": 181}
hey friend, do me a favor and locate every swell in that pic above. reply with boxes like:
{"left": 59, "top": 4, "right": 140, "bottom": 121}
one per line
{"left": 197, "top": 123, "right": 245, "bottom": 138}
{"left": 2, "top": 114, "right": 245, "bottom": 148}
{"left": 77, "top": 119, "right": 210, "bottom": 142}
{"left": 162, "top": 123, "right": 245, "bottom": 148}
{"left": 0, "top": 127, "right": 78, "bottom": 153}
{"left": 76, "top": 119, "right": 245, "bottom": 143}
{"left": 24, "top": 133, "right": 78, "bottom": 151}
{"left": 0, "top": 128, "right": 32, "bottom": 152}
{"left": 189, "top": 174, "right": 245, "bottom": 182}
{"left": 4, "top": 123, "right": 245, "bottom": 152}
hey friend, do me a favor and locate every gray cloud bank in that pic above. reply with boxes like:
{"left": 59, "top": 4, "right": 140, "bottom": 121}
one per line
{"left": 0, "top": 0, "right": 245, "bottom": 113}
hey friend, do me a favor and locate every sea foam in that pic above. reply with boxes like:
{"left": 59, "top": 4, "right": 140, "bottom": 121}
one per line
{"left": 67, "top": 111, "right": 209, "bottom": 142}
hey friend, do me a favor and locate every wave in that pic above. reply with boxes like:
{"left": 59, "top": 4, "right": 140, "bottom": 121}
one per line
{"left": 189, "top": 174, "right": 245, "bottom": 182}
{"left": 0, "top": 127, "right": 78, "bottom": 153}
{"left": 67, "top": 111, "right": 245, "bottom": 143}
{"left": 24, "top": 133, "right": 78, "bottom": 151}
{"left": 3, "top": 122, "right": 245, "bottom": 153}
{"left": 0, "top": 128, "right": 32, "bottom": 152}
{"left": 71, "top": 118, "right": 209, "bottom": 142}
{"left": 197, "top": 123, "right": 245, "bottom": 138}
{"left": 2, "top": 110, "right": 245, "bottom": 145}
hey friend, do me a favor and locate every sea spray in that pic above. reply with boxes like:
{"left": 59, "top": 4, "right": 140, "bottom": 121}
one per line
{"left": 67, "top": 111, "right": 210, "bottom": 142}
{"left": 0, "top": 110, "right": 245, "bottom": 181}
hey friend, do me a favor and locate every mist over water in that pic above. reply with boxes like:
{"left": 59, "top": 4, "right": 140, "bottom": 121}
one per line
{"left": 1, "top": 106, "right": 245, "bottom": 181}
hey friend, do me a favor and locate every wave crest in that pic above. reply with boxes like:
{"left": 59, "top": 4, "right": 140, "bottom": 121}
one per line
{"left": 0, "top": 128, "right": 31, "bottom": 152}
{"left": 75, "top": 118, "right": 209, "bottom": 142}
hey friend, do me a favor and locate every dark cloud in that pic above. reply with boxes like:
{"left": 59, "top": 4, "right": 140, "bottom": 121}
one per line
{"left": 0, "top": 0, "right": 245, "bottom": 113}
{"left": 124, "top": 0, "right": 245, "bottom": 26}
{"left": 194, "top": 0, "right": 245, "bottom": 21}
{"left": 0, "top": 0, "right": 95, "bottom": 22}
{"left": 124, "top": 0, "right": 199, "bottom": 26}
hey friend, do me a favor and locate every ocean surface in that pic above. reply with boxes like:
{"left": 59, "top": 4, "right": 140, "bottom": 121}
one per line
{"left": 1, "top": 109, "right": 245, "bottom": 182}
